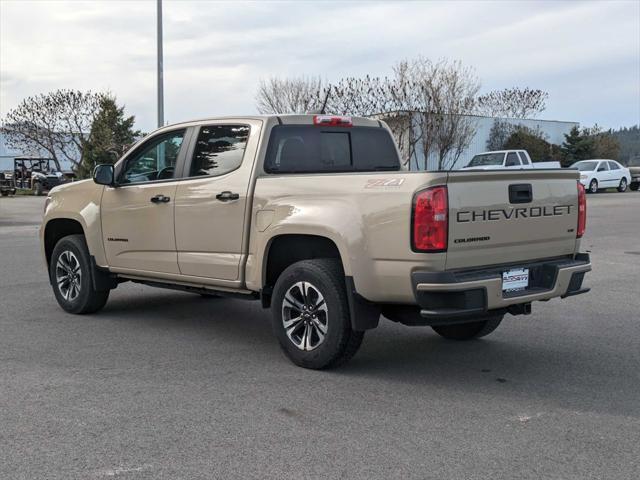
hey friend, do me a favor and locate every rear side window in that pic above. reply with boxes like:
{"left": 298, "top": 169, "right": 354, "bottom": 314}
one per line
{"left": 608, "top": 161, "right": 619, "bottom": 170}
{"left": 189, "top": 125, "right": 250, "bottom": 177}
{"left": 518, "top": 152, "right": 530, "bottom": 164}
{"left": 505, "top": 152, "right": 520, "bottom": 167}
{"left": 264, "top": 126, "right": 400, "bottom": 173}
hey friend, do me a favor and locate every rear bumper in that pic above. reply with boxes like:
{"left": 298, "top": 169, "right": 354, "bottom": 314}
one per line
{"left": 412, "top": 254, "right": 591, "bottom": 319}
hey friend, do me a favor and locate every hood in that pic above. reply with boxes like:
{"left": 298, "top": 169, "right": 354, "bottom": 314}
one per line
{"left": 628, "top": 166, "right": 640, "bottom": 175}
{"left": 48, "top": 178, "right": 93, "bottom": 195}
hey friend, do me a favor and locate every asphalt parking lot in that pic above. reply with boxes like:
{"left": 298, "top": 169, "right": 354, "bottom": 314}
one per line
{"left": 1, "top": 191, "right": 639, "bottom": 480}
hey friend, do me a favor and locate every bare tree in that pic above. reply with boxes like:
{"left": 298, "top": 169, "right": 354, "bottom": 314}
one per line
{"left": 253, "top": 57, "right": 480, "bottom": 170}
{"left": 327, "top": 74, "right": 424, "bottom": 168}
{"left": 255, "top": 77, "right": 326, "bottom": 114}
{"left": 2, "top": 89, "right": 104, "bottom": 171}
{"left": 402, "top": 58, "right": 479, "bottom": 170}
{"left": 476, "top": 87, "right": 548, "bottom": 119}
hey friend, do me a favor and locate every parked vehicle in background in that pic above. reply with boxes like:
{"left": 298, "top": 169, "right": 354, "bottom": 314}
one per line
{"left": 41, "top": 115, "right": 591, "bottom": 369}
{"left": 13, "top": 157, "right": 68, "bottom": 195}
{"left": 572, "top": 159, "right": 631, "bottom": 193}
{"left": 462, "top": 150, "right": 561, "bottom": 170}
{"left": 626, "top": 157, "right": 640, "bottom": 191}
{"left": 0, "top": 170, "right": 17, "bottom": 196}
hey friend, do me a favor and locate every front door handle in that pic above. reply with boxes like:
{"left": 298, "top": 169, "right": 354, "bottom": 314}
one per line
{"left": 216, "top": 191, "right": 240, "bottom": 201}
{"left": 150, "top": 194, "right": 171, "bottom": 203}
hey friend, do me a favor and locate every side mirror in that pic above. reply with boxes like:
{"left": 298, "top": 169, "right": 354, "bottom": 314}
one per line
{"left": 93, "top": 164, "right": 115, "bottom": 186}
{"left": 597, "top": 167, "right": 606, "bottom": 172}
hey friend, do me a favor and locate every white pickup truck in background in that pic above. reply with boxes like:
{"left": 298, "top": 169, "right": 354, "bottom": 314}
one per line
{"left": 462, "top": 150, "right": 561, "bottom": 170}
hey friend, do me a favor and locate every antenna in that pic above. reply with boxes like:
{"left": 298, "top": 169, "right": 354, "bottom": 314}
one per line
{"left": 320, "top": 86, "right": 331, "bottom": 115}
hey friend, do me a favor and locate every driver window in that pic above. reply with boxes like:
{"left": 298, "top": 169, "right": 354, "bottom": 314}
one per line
{"left": 597, "top": 162, "right": 608, "bottom": 172}
{"left": 120, "top": 130, "right": 185, "bottom": 184}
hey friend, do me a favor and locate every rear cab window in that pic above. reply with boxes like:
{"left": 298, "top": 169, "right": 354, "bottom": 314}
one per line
{"left": 264, "top": 125, "right": 400, "bottom": 173}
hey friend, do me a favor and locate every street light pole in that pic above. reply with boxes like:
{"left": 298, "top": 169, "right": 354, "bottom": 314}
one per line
{"left": 157, "top": 0, "right": 164, "bottom": 128}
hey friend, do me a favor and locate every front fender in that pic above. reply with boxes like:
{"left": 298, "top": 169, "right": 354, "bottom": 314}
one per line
{"left": 40, "top": 180, "right": 107, "bottom": 267}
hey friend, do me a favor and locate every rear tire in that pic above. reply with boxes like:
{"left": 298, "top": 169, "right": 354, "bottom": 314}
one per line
{"left": 432, "top": 315, "right": 503, "bottom": 340}
{"left": 271, "top": 259, "right": 364, "bottom": 369}
{"left": 50, "top": 234, "right": 109, "bottom": 314}
{"left": 588, "top": 179, "right": 598, "bottom": 194}
{"left": 617, "top": 178, "right": 628, "bottom": 192}
{"left": 34, "top": 182, "right": 43, "bottom": 196}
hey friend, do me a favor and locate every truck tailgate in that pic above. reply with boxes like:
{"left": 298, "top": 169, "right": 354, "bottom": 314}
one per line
{"left": 446, "top": 169, "right": 579, "bottom": 269}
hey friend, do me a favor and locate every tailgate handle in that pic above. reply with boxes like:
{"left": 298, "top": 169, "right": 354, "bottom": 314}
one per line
{"left": 509, "top": 184, "right": 532, "bottom": 204}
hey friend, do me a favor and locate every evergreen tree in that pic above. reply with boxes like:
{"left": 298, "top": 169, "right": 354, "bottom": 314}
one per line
{"left": 561, "top": 126, "right": 595, "bottom": 165}
{"left": 77, "top": 96, "right": 140, "bottom": 178}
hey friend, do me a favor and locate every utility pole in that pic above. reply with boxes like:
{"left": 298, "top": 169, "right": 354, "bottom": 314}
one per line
{"left": 157, "top": 0, "right": 164, "bottom": 128}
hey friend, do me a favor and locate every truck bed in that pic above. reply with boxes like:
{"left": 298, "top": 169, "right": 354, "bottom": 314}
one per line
{"left": 250, "top": 168, "right": 582, "bottom": 304}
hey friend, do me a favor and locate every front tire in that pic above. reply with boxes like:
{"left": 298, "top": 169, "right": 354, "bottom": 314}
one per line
{"left": 588, "top": 179, "right": 598, "bottom": 194}
{"left": 34, "top": 182, "right": 43, "bottom": 196}
{"left": 630, "top": 182, "right": 639, "bottom": 191}
{"left": 271, "top": 259, "right": 364, "bottom": 369}
{"left": 50, "top": 234, "right": 109, "bottom": 314}
{"left": 618, "top": 178, "right": 628, "bottom": 192}
{"left": 432, "top": 315, "right": 503, "bottom": 340}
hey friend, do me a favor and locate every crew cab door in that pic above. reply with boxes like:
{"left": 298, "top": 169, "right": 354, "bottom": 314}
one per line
{"left": 174, "top": 120, "right": 261, "bottom": 285}
{"left": 101, "top": 128, "right": 191, "bottom": 274}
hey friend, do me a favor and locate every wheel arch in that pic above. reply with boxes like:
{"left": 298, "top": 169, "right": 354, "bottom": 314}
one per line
{"left": 259, "top": 233, "right": 380, "bottom": 331}
{"left": 44, "top": 218, "right": 85, "bottom": 267}
{"left": 262, "top": 234, "right": 344, "bottom": 296}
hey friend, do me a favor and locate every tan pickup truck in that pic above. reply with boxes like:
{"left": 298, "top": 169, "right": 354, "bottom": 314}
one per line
{"left": 41, "top": 115, "right": 591, "bottom": 369}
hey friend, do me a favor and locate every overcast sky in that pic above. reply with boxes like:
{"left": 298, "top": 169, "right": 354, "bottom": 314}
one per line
{"left": 1, "top": 0, "right": 639, "bottom": 132}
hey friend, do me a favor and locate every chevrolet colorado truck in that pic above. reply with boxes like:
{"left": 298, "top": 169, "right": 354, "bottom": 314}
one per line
{"left": 41, "top": 115, "right": 591, "bottom": 369}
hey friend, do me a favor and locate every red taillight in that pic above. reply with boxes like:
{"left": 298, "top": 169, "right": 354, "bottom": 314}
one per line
{"left": 577, "top": 181, "right": 586, "bottom": 238}
{"left": 313, "top": 115, "right": 352, "bottom": 127}
{"left": 413, "top": 186, "right": 448, "bottom": 252}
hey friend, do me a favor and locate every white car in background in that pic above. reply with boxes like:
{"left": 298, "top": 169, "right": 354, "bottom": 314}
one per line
{"left": 572, "top": 159, "right": 631, "bottom": 193}
{"left": 462, "top": 150, "right": 561, "bottom": 170}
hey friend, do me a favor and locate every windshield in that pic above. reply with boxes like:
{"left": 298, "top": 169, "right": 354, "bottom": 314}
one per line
{"left": 627, "top": 157, "right": 640, "bottom": 167}
{"left": 573, "top": 161, "right": 598, "bottom": 171}
{"left": 467, "top": 153, "right": 504, "bottom": 167}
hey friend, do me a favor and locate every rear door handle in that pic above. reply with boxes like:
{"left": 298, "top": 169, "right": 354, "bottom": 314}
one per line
{"left": 150, "top": 194, "right": 171, "bottom": 203}
{"left": 216, "top": 191, "right": 240, "bottom": 201}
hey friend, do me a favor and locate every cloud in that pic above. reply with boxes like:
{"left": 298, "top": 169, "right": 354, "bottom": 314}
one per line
{"left": 1, "top": 0, "right": 638, "bottom": 130}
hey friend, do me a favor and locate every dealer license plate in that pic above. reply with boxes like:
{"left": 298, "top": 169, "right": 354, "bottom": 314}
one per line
{"left": 502, "top": 268, "right": 529, "bottom": 292}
